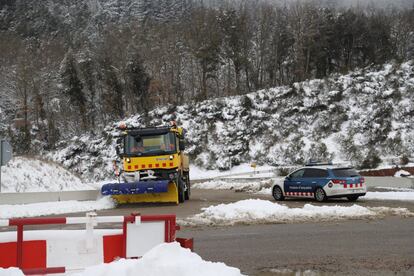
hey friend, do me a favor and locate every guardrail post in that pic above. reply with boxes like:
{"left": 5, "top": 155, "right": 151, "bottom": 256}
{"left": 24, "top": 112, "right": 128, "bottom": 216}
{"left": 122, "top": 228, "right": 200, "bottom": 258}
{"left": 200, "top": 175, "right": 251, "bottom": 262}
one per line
{"left": 85, "top": 212, "right": 97, "bottom": 250}
{"left": 122, "top": 213, "right": 138, "bottom": 258}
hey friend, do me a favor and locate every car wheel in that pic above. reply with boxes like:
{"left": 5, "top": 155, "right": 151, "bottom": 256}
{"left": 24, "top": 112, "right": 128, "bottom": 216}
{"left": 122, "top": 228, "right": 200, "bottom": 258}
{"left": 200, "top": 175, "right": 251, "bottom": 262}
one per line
{"left": 272, "top": 186, "right": 285, "bottom": 201}
{"left": 184, "top": 175, "right": 190, "bottom": 201}
{"left": 315, "top": 187, "right": 327, "bottom": 202}
{"left": 347, "top": 195, "right": 359, "bottom": 201}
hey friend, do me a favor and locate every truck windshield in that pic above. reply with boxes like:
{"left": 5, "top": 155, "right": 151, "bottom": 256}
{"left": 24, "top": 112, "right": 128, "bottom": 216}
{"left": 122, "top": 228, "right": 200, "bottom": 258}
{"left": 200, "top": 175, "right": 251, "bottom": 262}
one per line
{"left": 124, "top": 132, "right": 176, "bottom": 156}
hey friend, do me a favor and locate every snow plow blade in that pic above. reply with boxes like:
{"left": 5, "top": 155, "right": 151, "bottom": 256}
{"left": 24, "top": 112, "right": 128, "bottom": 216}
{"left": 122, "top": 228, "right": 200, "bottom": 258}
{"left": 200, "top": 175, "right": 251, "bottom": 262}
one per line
{"left": 101, "top": 180, "right": 178, "bottom": 204}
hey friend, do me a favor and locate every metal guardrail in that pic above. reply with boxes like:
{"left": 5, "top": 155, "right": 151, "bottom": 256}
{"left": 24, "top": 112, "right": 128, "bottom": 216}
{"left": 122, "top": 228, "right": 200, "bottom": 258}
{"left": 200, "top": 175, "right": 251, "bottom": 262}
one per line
{"left": 365, "top": 177, "right": 414, "bottom": 189}
{"left": 210, "top": 166, "right": 298, "bottom": 179}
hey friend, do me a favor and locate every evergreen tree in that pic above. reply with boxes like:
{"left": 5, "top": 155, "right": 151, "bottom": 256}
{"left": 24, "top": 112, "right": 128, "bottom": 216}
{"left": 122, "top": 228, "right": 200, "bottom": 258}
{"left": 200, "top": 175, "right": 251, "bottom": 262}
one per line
{"left": 60, "top": 50, "right": 87, "bottom": 131}
{"left": 126, "top": 52, "right": 151, "bottom": 113}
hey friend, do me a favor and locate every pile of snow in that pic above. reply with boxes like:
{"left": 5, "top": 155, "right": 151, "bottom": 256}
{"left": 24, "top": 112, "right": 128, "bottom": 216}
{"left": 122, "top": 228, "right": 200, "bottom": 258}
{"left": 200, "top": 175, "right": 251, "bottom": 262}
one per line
{"left": 0, "top": 156, "right": 92, "bottom": 192}
{"left": 181, "top": 199, "right": 413, "bottom": 226}
{"left": 0, "top": 197, "right": 115, "bottom": 219}
{"left": 394, "top": 169, "right": 411, "bottom": 177}
{"left": 75, "top": 242, "right": 243, "bottom": 276}
{"left": 364, "top": 192, "right": 414, "bottom": 201}
{"left": 0, "top": 243, "right": 243, "bottom": 276}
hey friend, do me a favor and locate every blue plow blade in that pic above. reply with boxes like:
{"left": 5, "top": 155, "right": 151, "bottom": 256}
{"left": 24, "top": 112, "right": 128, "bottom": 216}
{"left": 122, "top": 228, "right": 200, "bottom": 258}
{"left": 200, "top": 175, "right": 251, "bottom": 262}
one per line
{"left": 101, "top": 180, "right": 171, "bottom": 195}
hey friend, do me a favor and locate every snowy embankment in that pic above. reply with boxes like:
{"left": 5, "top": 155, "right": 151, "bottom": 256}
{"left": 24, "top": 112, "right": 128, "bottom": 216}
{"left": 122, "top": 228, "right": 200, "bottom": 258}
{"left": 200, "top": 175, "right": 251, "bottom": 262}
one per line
{"left": 181, "top": 199, "right": 413, "bottom": 226}
{"left": 48, "top": 62, "right": 414, "bottom": 180}
{"left": 0, "top": 197, "right": 114, "bottom": 219}
{"left": 1, "top": 156, "right": 93, "bottom": 192}
{"left": 1, "top": 243, "right": 244, "bottom": 276}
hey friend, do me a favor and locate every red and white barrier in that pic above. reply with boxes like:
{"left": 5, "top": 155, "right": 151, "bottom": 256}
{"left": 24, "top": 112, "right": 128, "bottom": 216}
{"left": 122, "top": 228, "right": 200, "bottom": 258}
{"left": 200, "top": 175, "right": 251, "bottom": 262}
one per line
{"left": 0, "top": 213, "right": 193, "bottom": 275}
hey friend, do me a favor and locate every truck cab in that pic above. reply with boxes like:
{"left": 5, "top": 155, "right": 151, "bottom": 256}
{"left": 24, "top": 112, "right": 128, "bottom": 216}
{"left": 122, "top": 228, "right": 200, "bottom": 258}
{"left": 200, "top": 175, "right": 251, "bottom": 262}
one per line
{"left": 101, "top": 123, "right": 190, "bottom": 204}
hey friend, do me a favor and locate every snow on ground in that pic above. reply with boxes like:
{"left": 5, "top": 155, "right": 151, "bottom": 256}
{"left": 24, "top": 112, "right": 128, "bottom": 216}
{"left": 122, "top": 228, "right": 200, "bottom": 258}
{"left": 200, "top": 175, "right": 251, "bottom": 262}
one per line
{"left": 181, "top": 199, "right": 413, "bottom": 226}
{"left": 74, "top": 242, "right": 243, "bottom": 276}
{"left": 364, "top": 192, "right": 414, "bottom": 201}
{"left": 1, "top": 156, "right": 93, "bottom": 192}
{"left": 255, "top": 187, "right": 272, "bottom": 195}
{"left": 0, "top": 197, "right": 115, "bottom": 219}
{"left": 394, "top": 169, "right": 411, "bottom": 177}
{"left": 0, "top": 243, "right": 243, "bottom": 276}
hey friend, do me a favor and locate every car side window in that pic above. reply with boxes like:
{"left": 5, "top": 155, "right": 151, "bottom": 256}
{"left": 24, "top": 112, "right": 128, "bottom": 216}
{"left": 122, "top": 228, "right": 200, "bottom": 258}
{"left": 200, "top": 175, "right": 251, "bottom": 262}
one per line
{"left": 290, "top": 169, "right": 305, "bottom": 179}
{"left": 303, "top": 168, "right": 328, "bottom": 178}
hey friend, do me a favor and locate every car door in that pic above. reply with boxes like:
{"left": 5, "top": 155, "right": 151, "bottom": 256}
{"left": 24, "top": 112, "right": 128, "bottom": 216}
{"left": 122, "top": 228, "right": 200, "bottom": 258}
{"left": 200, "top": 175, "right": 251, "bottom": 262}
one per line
{"left": 303, "top": 168, "right": 329, "bottom": 195}
{"left": 284, "top": 169, "right": 305, "bottom": 195}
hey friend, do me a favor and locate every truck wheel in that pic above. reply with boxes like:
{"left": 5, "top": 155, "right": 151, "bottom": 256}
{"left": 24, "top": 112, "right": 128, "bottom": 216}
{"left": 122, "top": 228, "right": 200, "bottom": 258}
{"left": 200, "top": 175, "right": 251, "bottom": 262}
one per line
{"left": 315, "top": 187, "right": 327, "bottom": 202}
{"left": 178, "top": 178, "right": 185, "bottom": 203}
{"left": 272, "top": 186, "right": 285, "bottom": 201}
{"left": 184, "top": 173, "right": 190, "bottom": 200}
{"left": 347, "top": 195, "right": 359, "bottom": 201}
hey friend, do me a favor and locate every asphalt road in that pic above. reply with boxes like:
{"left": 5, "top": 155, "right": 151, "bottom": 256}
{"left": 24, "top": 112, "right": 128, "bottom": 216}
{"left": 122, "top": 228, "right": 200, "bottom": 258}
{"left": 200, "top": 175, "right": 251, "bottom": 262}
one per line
{"left": 180, "top": 217, "right": 414, "bottom": 275}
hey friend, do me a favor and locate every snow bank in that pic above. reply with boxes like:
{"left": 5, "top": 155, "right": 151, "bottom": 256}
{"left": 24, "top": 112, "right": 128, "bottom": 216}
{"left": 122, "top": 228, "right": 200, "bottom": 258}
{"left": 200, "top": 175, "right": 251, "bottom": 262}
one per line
{"left": 394, "top": 169, "right": 411, "bottom": 177}
{"left": 182, "top": 199, "right": 412, "bottom": 226}
{"left": 0, "top": 197, "right": 115, "bottom": 219}
{"left": 74, "top": 242, "right": 243, "bottom": 276}
{"left": 365, "top": 191, "right": 414, "bottom": 201}
{"left": 1, "top": 156, "right": 91, "bottom": 192}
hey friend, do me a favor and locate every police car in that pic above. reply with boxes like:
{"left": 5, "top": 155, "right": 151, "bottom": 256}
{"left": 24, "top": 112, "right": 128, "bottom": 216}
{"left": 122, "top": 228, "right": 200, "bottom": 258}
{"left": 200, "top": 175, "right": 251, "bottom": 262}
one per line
{"left": 272, "top": 163, "right": 367, "bottom": 202}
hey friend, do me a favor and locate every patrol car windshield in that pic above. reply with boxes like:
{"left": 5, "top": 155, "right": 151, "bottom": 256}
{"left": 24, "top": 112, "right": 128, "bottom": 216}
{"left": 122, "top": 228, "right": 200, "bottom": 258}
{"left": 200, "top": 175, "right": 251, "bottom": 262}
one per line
{"left": 332, "top": 168, "right": 360, "bottom": 177}
{"left": 124, "top": 132, "right": 176, "bottom": 156}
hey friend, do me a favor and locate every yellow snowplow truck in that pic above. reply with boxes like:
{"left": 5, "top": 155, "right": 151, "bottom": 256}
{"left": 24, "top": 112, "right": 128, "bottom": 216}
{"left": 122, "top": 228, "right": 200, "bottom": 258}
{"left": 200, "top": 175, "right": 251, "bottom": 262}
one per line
{"left": 101, "top": 123, "right": 190, "bottom": 204}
